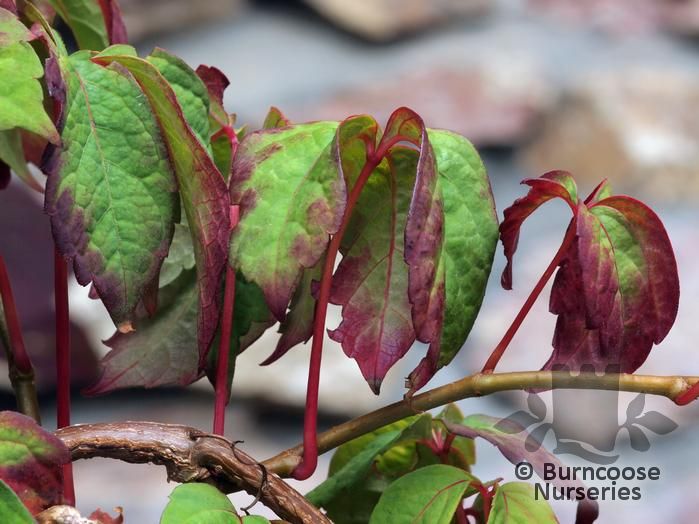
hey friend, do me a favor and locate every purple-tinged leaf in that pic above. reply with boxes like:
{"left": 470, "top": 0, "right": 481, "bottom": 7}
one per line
{"left": 500, "top": 171, "right": 578, "bottom": 290}
{"left": 96, "top": 0, "right": 127, "bottom": 45}
{"left": 0, "top": 411, "right": 70, "bottom": 513}
{"left": 502, "top": 172, "right": 679, "bottom": 375}
{"left": 0, "top": 1, "right": 16, "bottom": 14}
{"left": 93, "top": 54, "right": 231, "bottom": 366}
{"left": 229, "top": 120, "right": 343, "bottom": 320}
{"left": 329, "top": 145, "right": 416, "bottom": 393}
{"left": 196, "top": 65, "right": 237, "bottom": 180}
{"left": 261, "top": 257, "right": 322, "bottom": 366}
{"left": 445, "top": 415, "right": 586, "bottom": 493}
{"left": 262, "top": 106, "right": 291, "bottom": 130}
{"left": 196, "top": 65, "right": 228, "bottom": 106}
{"left": 45, "top": 49, "right": 177, "bottom": 332}
{"left": 45, "top": 0, "right": 125, "bottom": 50}
{"left": 405, "top": 130, "right": 498, "bottom": 392}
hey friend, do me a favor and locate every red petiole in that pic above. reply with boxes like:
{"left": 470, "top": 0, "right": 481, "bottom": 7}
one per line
{"left": 54, "top": 247, "right": 75, "bottom": 505}
{"left": 292, "top": 133, "right": 411, "bottom": 480}
{"left": 213, "top": 205, "right": 240, "bottom": 435}
{"left": 481, "top": 219, "right": 578, "bottom": 373}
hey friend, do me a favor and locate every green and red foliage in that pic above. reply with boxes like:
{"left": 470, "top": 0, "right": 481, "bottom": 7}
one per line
{"left": 0, "top": 0, "right": 687, "bottom": 522}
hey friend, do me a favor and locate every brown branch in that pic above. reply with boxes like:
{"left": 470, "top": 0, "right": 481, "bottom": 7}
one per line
{"left": 264, "top": 370, "right": 699, "bottom": 476}
{"left": 55, "top": 422, "right": 330, "bottom": 524}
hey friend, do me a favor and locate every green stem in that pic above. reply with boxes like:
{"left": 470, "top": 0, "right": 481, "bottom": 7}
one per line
{"left": 266, "top": 370, "right": 697, "bottom": 476}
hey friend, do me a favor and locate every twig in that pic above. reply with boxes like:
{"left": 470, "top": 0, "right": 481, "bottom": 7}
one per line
{"left": 0, "top": 254, "right": 40, "bottom": 423}
{"left": 264, "top": 370, "right": 699, "bottom": 476}
{"left": 55, "top": 422, "right": 331, "bottom": 524}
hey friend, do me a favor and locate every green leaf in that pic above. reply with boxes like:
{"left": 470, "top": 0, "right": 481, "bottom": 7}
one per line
{"left": 0, "top": 411, "right": 70, "bottom": 514}
{"left": 488, "top": 482, "right": 558, "bottom": 524}
{"left": 0, "top": 7, "right": 59, "bottom": 143}
{"left": 148, "top": 48, "right": 210, "bottom": 148}
{"left": 45, "top": 49, "right": 178, "bottom": 332}
{"left": 260, "top": 256, "right": 323, "bottom": 365}
{"left": 0, "top": 479, "right": 34, "bottom": 524}
{"left": 161, "top": 483, "right": 239, "bottom": 524}
{"left": 85, "top": 270, "right": 201, "bottom": 393}
{"left": 94, "top": 53, "right": 231, "bottom": 363}
{"left": 407, "top": 129, "right": 498, "bottom": 392}
{"left": 0, "top": 130, "right": 41, "bottom": 192}
{"left": 242, "top": 517, "right": 271, "bottom": 524}
{"left": 45, "top": 0, "right": 126, "bottom": 51}
{"left": 308, "top": 431, "right": 399, "bottom": 508}
{"left": 369, "top": 464, "right": 477, "bottom": 524}
{"left": 229, "top": 121, "right": 343, "bottom": 320}
{"left": 329, "top": 118, "right": 416, "bottom": 394}
{"left": 310, "top": 415, "right": 432, "bottom": 508}
{"left": 159, "top": 223, "right": 196, "bottom": 288}
{"left": 435, "top": 404, "right": 476, "bottom": 469}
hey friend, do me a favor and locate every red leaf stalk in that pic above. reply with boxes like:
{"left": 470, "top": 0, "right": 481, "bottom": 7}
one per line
{"left": 482, "top": 219, "right": 577, "bottom": 373}
{"left": 213, "top": 205, "right": 240, "bottom": 436}
{"left": 0, "top": 255, "right": 33, "bottom": 375}
{"left": 54, "top": 247, "right": 74, "bottom": 505}
{"left": 292, "top": 134, "right": 408, "bottom": 480}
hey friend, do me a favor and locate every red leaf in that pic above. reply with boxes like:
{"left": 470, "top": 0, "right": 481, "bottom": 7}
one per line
{"left": 501, "top": 172, "right": 679, "bottom": 374}
{"left": 500, "top": 170, "right": 578, "bottom": 290}
{"left": 96, "top": 0, "right": 127, "bottom": 45}
{"left": 196, "top": 65, "right": 229, "bottom": 106}
{"left": 0, "top": 411, "right": 70, "bottom": 514}
{"left": 89, "top": 507, "right": 124, "bottom": 523}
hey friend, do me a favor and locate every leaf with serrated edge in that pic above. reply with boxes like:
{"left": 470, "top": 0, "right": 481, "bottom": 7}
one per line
{"left": 85, "top": 271, "right": 200, "bottom": 393}
{"left": 45, "top": 49, "right": 177, "bottom": 332}
{"left": 148, "top": 48, "right": 210, "bottom": 147}
{"left": 499, "top": 171, "right": 577, "bottom": 291}
{"left": 406, "top": 129, "right": 498, "bottom": 392}
{"left": 161, "top": 483, "right": 240, "bottom": 524}
{"left": 330, "top": 142, "right": 416, "bottom": 393}
{"left": 0, "top": 479, "right": 34, "bottom": 524}
{"left": 261, "top": 255, "right": 322, "bottom": 365}
{"left": 229, "top": 121, "right": 343, "bottom": 320}
{"left": 369, "top": 464, "right": 477, "bottom": 524}
{"left": 488, "top": 482, "right": 558, "bottom": 524}
{"left": 501, "top": 171, "right": 679, "bottom": 374}
{"left": 93, "top": 53, "right": 231, "bottom": 364}
{"left": 0, "top": 411, "right": 70, "bottom": 514}
{"left": 0, "top": 8, "right": 59, "bottom": 143}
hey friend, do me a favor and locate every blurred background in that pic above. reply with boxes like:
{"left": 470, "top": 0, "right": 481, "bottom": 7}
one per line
{"left": 1, "top": 0, "right": 699, "bottom": 521}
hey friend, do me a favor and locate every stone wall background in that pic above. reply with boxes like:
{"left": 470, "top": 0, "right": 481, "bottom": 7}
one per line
{"left": 2, "top": 0, "right": 699, "bottom": 522}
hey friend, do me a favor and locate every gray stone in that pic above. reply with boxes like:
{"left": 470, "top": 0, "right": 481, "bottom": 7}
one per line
{"left": 302, "top": 0, "right": 492, "bottom": 41}
{"left": 522, "top": 68, "right": 699, "bottom": 202}
{"left": 120, "top": 0, "right": 244, "bottom": 42}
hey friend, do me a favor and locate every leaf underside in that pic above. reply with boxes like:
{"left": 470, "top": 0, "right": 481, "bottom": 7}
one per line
{"left": 500, "top": 171, "right": 679, "bottom": 374}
